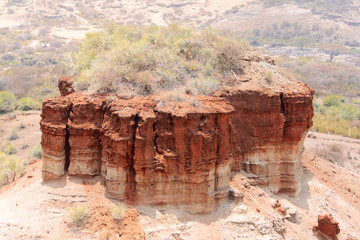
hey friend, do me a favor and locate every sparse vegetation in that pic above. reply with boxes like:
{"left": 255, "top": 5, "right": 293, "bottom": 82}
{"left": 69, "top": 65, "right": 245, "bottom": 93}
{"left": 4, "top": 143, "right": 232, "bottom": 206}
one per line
{"left": 265, "top": 71, "right": 273, "bottom": 83}
{"left": 314, "top": 143, "right": 345, "bottom": 166}
{"left": 2, "top": 141, "right": 16, "bottom": 155}
{"left": 277, "top": 57, "right": 360, "bottom": 98}
{"left": 0, "top": 91, "right": 41, "bottom": 114}
{"left": 263, "top": 0, "right": 354, "bottom": 15}
{"left": 17, "top": 97, "right": 41, "bottom": 111}
{"left": 0, "top": 91, "right": 17, "bottom": 113}
{"left": 0, "top": 152, "right": 23, "bottom": 185}
{"left": 111, "top": 204, "right": 126, "bottom": 220}
{"left": 7, "top": 127, "right": 19, "bottom": 141}
{"left": 313, "top": 96, "right": 360, "bottom": 139}
{"left": 29, "top": 141, "right": 42, "bottom": 160}
{"left": 18, "top": 122, "right": 25, "bottom": 129}
{"left": 73, "top": 24, "right": 249, "bottom": 97}
{"left": 67, "top": 205, "right": 90, "bottom": 225}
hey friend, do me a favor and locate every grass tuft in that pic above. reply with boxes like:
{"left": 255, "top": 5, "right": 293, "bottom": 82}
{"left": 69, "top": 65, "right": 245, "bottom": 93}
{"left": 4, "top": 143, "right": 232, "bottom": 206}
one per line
{"left": 111, "top": 204, "right": 126, "bottom": 220}
{"left": 67, "top": 205, "right": 90, "bottom": 225}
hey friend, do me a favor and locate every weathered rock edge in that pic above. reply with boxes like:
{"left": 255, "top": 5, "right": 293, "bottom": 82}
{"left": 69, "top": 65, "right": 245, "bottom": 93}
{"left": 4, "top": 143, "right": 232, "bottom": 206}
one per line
{"left": 41, "top": 83, "right": 313, "bottom": 213}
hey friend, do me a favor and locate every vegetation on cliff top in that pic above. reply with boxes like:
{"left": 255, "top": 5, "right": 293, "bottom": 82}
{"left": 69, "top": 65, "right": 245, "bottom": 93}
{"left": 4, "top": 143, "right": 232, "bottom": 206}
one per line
{"left": 73, "top": 24, "right": 249, "bottom": 97}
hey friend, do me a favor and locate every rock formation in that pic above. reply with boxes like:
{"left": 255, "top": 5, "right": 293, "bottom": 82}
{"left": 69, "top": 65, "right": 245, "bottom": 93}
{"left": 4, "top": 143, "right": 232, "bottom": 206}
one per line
{"left": 58, "top": 76, "right": 75, "bottom": 96}
{"left": 315, "top": 214, "right": 340, "bottom": 240}
{"left": 41, "top": 73, "right": 314, "bottom": 213}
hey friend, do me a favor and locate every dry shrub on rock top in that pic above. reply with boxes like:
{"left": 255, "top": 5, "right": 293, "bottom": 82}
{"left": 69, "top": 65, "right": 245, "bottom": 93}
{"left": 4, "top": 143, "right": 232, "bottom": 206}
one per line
{"left": 73, "top": 24, "right": 250, "bottom": 96}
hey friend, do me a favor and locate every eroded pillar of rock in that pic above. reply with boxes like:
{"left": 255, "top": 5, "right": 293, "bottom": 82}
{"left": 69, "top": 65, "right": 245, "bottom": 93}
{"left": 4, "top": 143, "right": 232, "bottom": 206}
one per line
{"left": 100, "top": 99, "right": 140, "bottom": 200}
{"left": 130, "top": 98, "right": 234, "bottom": 212}
{"left": 40, "top": 98, "right": 70, "bottom": 180}
{"left": 67, "top": 94, "right": 106, "bottom": 176}
{"left": 222, "top": 86, "right": 314, "bottom": 194}
{"left": 99, "top": 97, "right": 234, "bottom": 212}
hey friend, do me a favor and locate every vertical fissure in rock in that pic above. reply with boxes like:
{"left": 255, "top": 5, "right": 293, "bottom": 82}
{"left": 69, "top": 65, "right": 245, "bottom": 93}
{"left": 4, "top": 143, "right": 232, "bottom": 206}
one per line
{"left": 280, "top": 93, "right": 285, "bottom": 114}
{"left": 64, "top": 104, "right": 72, "bottom": 171}
{"left": 153, "top": 110, "right": 159, "bottom": 154}
{"left": 214, "top": 115, "right": 220, "bottom": 193}
{"left": 128, "top": 114, "right": 140, "bottom": 203}
{"left": 280, "top": 93, "right": 287, "bottom": 139}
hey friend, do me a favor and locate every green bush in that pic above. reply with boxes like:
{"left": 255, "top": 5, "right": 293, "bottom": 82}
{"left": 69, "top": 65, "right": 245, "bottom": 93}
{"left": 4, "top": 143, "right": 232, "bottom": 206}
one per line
{"left": 73, "top": 24, "right": 249, "bottom": 96}
{"left": 0, "top": 91, "right": 17, "bottom": 113}
{"left": 17, "top": 97, "right": 41, "bottom": 111}
{"left": 0, "top": 152, "right": 23, "bottom": 185}
{"left": 313, "top": 95, "right": 360, "bottom": 138}
{"left": 322, "top": 95, "right": 343, "bottom": 107}
{"left": 2, "top": 141, "right": 16, "bottom": 155}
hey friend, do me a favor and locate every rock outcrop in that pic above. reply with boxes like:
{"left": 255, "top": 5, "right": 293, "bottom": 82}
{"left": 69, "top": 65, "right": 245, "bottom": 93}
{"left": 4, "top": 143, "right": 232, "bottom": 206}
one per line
{"left": 315, "top": 214, "right": 340, "bottom": 240}
{"left": 41, "top": 76, "right": 314, "bottom": 212}
{"left": 58, "top": 76, "right": 75, "bottom": 97}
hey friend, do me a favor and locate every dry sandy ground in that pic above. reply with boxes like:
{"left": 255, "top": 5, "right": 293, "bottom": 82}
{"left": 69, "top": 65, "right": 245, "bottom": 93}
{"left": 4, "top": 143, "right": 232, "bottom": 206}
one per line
{"left": 0, "top": 114, "right": 359, "bottom": 240}
{"left": 0, "top": 111, "right": 41, "bottom": 161}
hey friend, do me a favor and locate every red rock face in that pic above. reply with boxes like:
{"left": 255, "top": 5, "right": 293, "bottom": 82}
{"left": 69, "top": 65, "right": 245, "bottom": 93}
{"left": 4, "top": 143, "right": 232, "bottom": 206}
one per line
{"left": 40, "top": 79, "right": 314, "bottom": 212}
{"left": 222, "top": 85, "right": 314, "bottom": 194}
{"left": 316, "top": 214, "right": 340, "bottom": 240}
{"left": 40, "top": 97, "right": 70, "bottom": 180}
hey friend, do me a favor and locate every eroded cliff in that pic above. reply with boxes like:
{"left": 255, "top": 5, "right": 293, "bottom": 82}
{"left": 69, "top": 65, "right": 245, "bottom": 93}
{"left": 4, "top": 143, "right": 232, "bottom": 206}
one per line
{"left": 41, "top": 72, "right": 314, "bottom": 213}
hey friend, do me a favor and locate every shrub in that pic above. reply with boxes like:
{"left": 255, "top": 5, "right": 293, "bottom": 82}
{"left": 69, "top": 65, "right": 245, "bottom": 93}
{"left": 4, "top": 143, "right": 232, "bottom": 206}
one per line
{"left": 1, "top": 53, "right": 15, "bottom": 61}
{"left": 18, "top": 122, "right": 26, "bottom": 129}
{"left": 322, "top": 95, "right": 342, "bottom": 107}
{"left": 2, "top": 141, "right": 16, "bottom": 154}
{"left": 111, "top": 205, "right": 126, "bottom": 220}
{"left": 17, "top": 97, "right": 41, "bottom": 111}
{"left": 29, "top": 141, "right": 42, "bottom": 160}
{"left": 0, "top": 91, "right": 17, "bottom": 113}
{"left": 314, "top": 144, "right": 345, "bottom": 167}
{"left": 7, "top": 128, "right": 18, "bottom": 141}
{"left": 67, "top": 205, "right": 90, "bottom": 225}
{"left": 312, "top": 94, "right": 360, "bottom": 139}
{"left": 73, "top": 24, "right": 249, "bottom": 96}
{"left": 0, "top": 152, "right": 23, "bottom": 185}
{"left": 265, "top": 71, "right": 273, "bottom": 83}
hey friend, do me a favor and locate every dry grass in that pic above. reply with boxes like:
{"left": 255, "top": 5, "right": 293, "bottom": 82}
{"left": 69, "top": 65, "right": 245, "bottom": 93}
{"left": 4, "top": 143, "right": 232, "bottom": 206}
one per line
{"left": 111, "top": 204, "right": 126, "bottom": 221}
{"left": 313, "top": 144, "right": 345, "bottom": 167}
{"left": 67, "top": 205, "right": 90, "bottom": 225}
{"left": 73, "top": 24, "right": 250, "bottom": 97}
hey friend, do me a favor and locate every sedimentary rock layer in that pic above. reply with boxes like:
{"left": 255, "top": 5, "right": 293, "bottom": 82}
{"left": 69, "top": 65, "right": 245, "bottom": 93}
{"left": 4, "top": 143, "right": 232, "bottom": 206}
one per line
{"left": 40, "top": 82, "right": 314, "bottom": 212}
